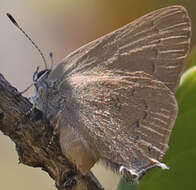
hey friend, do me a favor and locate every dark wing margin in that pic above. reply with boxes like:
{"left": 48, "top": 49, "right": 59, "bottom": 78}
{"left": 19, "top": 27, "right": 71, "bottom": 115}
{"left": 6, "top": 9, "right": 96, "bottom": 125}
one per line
{"left": 51, "top": 5, "right": 191, "bottom": 93}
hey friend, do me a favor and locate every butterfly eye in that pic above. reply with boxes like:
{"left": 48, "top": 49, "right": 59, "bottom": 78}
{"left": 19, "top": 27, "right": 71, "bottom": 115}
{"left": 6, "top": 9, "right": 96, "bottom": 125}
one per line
{"left": 33, "top": 69, "right": 51, "bottom": 82}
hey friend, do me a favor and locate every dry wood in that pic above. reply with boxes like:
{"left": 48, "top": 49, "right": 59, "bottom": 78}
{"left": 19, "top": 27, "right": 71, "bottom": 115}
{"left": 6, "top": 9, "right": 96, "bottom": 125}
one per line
{"left": 0, "top": 73, "right": 103, "bottom": 190}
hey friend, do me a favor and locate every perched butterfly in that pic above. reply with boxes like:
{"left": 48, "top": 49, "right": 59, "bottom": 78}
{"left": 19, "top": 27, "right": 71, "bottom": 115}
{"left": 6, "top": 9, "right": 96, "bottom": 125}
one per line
{"left": 7, "top": 5, "right": 191, "bottom": 181}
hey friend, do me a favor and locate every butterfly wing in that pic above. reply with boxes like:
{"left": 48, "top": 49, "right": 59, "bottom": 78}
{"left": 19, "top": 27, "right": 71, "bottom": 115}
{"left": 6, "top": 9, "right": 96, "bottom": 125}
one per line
{"left": 49, "top": 5, "right": 191, "bottom": 178}
{"left": 49, "top": 5, "right": 191, "bottom": 93}
{"left": 58, "top": 71, "right": 177, "bottom": 178}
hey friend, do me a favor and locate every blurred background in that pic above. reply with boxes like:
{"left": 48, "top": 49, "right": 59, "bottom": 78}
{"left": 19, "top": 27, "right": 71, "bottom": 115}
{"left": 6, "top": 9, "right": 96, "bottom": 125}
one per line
{"left": 0, "top": 0, "right": 195, "bottom": 190}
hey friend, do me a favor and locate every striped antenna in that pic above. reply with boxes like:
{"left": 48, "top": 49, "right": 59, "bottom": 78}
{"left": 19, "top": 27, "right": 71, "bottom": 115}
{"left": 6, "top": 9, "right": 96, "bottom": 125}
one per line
{"left": 6, "top": 13, "right": 48, "bottom": 69}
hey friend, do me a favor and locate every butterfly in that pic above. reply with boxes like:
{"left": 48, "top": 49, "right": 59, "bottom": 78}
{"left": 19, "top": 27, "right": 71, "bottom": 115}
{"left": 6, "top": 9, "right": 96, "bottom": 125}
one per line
{"left": 7, "top": 5, "right": 191, "bottom": 181}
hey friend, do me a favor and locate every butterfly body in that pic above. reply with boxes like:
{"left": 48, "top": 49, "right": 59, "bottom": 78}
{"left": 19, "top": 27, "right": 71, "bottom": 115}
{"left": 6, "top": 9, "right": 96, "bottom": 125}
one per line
{"left": 32, "top": 5, "right": 191, "bottom": 180}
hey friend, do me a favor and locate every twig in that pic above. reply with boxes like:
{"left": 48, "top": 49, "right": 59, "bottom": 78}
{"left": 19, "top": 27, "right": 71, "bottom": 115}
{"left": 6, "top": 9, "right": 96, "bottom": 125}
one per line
{"left": 0, "top": 73, "right": 104, "bottom": 190}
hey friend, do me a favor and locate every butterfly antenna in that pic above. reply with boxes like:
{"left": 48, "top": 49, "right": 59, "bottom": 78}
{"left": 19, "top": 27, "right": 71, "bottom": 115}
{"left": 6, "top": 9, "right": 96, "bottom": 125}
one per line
{"left": 49, "top": 52, "right": 54, "bottom": 70}
{"left": 6, "top": 13, "right": 48, "bottom": 69}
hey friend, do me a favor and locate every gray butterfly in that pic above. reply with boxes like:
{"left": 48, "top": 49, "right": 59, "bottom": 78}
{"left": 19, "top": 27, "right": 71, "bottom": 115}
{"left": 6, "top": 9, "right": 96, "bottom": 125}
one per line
{"left": 7, "top": 5, "right": 191, "bottom": 181}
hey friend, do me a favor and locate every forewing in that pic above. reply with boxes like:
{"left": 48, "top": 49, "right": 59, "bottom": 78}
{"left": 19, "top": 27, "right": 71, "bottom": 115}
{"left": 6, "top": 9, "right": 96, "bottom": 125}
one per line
{"left": 50, "top": 5, "right": 191, "bottom": 93}
{"left": 64, "top": 71, "right": 178, "bottom": 176}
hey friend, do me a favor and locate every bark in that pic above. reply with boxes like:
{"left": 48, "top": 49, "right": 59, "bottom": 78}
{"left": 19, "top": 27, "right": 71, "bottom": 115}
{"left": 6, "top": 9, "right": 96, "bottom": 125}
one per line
{"left": 0, "top": 73, "right": 104, "bottom": 190}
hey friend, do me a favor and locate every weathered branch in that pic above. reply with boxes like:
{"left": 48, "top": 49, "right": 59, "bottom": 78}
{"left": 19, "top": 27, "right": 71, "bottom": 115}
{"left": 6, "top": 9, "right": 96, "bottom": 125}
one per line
{"left": 0, "top": 73, "right": 104, "bottom": 190}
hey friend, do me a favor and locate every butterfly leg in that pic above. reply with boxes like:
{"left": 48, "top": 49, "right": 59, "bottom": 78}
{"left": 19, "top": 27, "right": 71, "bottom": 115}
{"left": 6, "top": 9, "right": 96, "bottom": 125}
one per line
{"left": 19, "top": 82, "right": 34, "bottom": 95}
{"left": 52, "top": 111, "right": 62, "bottom": 135}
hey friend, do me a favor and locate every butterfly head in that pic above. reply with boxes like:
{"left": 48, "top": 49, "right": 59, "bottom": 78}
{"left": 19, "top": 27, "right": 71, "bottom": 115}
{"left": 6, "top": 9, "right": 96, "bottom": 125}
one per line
{"left": 33, "top": 67, "right": 51, "bottom": 83}
{"left": 31, "top": 67, "right": 53, "bottom": 116}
